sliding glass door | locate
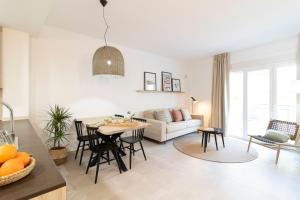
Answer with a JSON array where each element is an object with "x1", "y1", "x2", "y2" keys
[
  {"x1": 228, "y1": 64, "x2": 296, "y2": 137},
  {"x1": 247, "y1": 69, "x2": 270, "y2": 134}
]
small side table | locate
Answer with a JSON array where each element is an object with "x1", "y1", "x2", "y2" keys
[{"x1": 198, "y1": 128, "x2": 225, "y2": 152}]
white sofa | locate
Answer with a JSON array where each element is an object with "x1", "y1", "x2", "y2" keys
[{"x1": 143, "y1": 109, "x2": 203, "y2": 143}]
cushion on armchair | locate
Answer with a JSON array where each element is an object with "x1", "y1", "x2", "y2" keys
[{"x1": 264, "y1": 129, "x2": 290, "y2": 143}]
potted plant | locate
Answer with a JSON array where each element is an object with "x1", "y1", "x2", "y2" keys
[{"x1": 45, "y1": 105, "x2": 72, "y2": 165}]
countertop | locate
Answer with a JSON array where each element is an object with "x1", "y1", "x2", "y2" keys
[{"x1": 0, "y1": 120, "x2": 66, "y2": 200}]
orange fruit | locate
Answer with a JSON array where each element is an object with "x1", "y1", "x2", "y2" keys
[
  {"x1": 0, "y1": 158, "x2": 24, "y2": 176},
  {"x1": 0, "y1": 144, "x2": 17, "y2": 164},
  {"x1": 16, "y1": 152, "x2": 30, "y2": 166}
]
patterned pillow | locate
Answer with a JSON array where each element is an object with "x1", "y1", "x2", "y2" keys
[
  {"x1": 264, "y1": 130, "x2": 290, "y2": 143},
  {"x1": 181, "y1": 109, "x2": 192, "y2": 121},
  {"x1": 172, "y1": 109, "x2": 183, "y2": 122},
  {"x1": 154, "y1": 109, "x2": 172, "y2": 123}
]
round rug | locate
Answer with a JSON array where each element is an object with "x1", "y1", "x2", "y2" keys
[{"x1": 173, "y1": 133, "x2": 258, "y2": 163}]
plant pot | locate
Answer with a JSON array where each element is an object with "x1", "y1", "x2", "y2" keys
[{"x1": 49, "y1": 147, "x2": 67, "y2": 165}]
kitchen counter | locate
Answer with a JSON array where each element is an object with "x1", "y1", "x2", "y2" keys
[{"x1": 0, "y1": 120, "x2": 66, "y2": 200}]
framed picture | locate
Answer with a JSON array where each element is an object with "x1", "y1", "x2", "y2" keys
[
  {"x1": 172, "y1": 78, "x2": 181, "y2": 92},
  {"x1": 144, "y1": 72, "x2": 157, "y2": 91},
  {"x1": 161, "y1": 71, "x2": 172, "y2": 92}
]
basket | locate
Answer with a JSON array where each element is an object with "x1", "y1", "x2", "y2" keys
[{"x1": 0, "y1": 157, "x2": 36, "y2": 187}]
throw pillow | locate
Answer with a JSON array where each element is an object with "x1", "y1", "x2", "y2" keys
[
  {"x1": 154, "y1": 109, "x2": 172, "y2": 123},
  {"x1": 264, "y1": 130, "x2": 290, "y2": 143},
  {"x1": 172, "y1": 109, "x2": 183, "y2": 122},
  {"x1": 181, "y1": 109, "x2": 192, "y2": 121}
]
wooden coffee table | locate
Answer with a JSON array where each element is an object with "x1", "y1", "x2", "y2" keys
[{"x1": 198, "y1": 128, "x2": 225, "y2": 152}]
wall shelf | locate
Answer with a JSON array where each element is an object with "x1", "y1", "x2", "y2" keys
[{"x1": 136, "y1": 90, "x2": 184, "y2": 93}]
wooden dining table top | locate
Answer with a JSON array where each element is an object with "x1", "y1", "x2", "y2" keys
[{"x1": 79, "y1": 117, "x2": 149, "y2": 135}]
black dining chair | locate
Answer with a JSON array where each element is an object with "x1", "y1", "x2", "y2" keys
[
  {"x1": 85, "y1": 126, "x2": 122, "y2": 184},
  {"x1": 74, "y1": 120, "x2": 103, "y2": 165},
  {"x1": 119, "y1": 117, "x2": 147, "y2": 169}
]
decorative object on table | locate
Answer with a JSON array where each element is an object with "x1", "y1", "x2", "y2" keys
[
  {"x1": 173, "y1": 133, "x2": 258, "y2": 163},
  {"x1": 161, "y1": 71, "x2": 172, "y2": 92},
  {"x1": 144, "y1": 72, "x2": 157, "y2": 91},
  {"x1": 45, "y1": 105, "x2": 72, "y2": 165},
  {"x1": 93, "y1": 0, "x2": 125, "y2": 76},
  {"x1": 172, "y1": 78, "x2": 181, "y2": 92},
  {"x1": 125, "y1": 111, "x2": 135, "y2": 121},
  {"x1": 247, "y1": 119, "x2": 300, "y2": 164},
  {"x1": 0, "y1": 144, "x2": 35, "y2": 186},
  {"x1": 190, "y1": 97, "x2": 198, "y2": 114}
]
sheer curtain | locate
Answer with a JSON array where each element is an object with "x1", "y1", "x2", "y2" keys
[{"x1": 210, "y1": 53, "x2": 230, "y2": 132}]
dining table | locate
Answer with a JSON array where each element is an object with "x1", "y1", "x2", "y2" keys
[{"x1": 81, "y1": 117, "x2": 149, "y2": 172}]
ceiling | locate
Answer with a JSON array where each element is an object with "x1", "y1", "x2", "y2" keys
[{"x1": 1, "y1": 0, "x2": 300, "y2": 61}]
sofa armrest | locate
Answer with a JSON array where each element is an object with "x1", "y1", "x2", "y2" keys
[
  {"x1": 143, "y1": 118, "x2": 167, "y2": 142},
  {"x1": 191, "y1": 114, "x2": 204, "y2": 122}
]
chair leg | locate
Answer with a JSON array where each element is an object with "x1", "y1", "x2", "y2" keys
[
  {"x1": 75, "y1": 141, "x2": 81, "y2": 160},
  {"x1": 107, "y1": 151, "x2": 110, "y2": 165},
  {"x1": 201, "y1": 133, "x2": 204, "y2": 147},
  {"x1": 275, "y1": 145, "x2": 281, "y2": 165},
  {"x1": 214, "y1": 133, "x2": 218, "y2": 151},
  {"x1": 208, "y1": 134, "x2": 210, "y2": 142},
  {"x1": 129, "y1": 144, "x2": 133, "y2": 169},
  {"x1": 86, "y1": 152, "x2": 93, "y2": 174},
  {"x1": 221, "y1": 133, "x2": 225, "y2": 148},
  {"x1": 120, "y1": 141, "x2": 125, "y2": 151},
  {"x1": 95, "y1": 154, "x2": 101, "y2": 184},
  {"x1": 140, "y1": 141, "x2": 147, "y2": 160},
  {"x1": 247, "y1": 136, "x2": 252, "y2": 152},
  {"x1": 132, "y1": 143, "x2": 135, "y2": 156},
  {"x1": 79, "y1": 141, "x2": 85, "y2": 165}
]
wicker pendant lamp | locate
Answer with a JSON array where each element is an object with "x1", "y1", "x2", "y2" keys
[{"x1": 93, "y1": 0, "x2": 125, "y2": 76}]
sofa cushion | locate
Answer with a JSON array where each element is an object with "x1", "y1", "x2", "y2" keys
[
  {"x1": 181, "y1": 109, "x2": 192, "y2": 120},
  {"x1": 167, "y1": 121, "x2": 187, "y2": 133},
  {"x1": 144, "y1": 110, "x2": 155, "y2": 119},
  {"x1": 172, "y1": 109, "x2": 183, "y2": 122},
  {"x1": 154, "y1": 109, "x2": 172, "y2": 123},
  {"x1": 186, "y1": 119, "x2": 201, "y2": 128}
]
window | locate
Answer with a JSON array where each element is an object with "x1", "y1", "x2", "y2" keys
[{"x1": 228, "y1": 64, "x2": 296, "y2": 137}]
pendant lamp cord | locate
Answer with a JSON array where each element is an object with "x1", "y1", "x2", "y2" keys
[{"x1": 102, "y1": 6, "x2": 109, "y2": 46}]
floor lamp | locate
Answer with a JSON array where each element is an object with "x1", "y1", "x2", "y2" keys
[{"x1": 191, "y1": 97, "x2": 198, "y2": 114}]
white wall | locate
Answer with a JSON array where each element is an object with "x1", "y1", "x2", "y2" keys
[
  {"x1": 1, "y1": 28, "x2": 29, "y2": 120},
  {"x1": 186, "y1": 57, "x2": 213, "y2": 127},
  {"x1": 186, "y1": 36, "x2": 299, "y2": 127},
  {"x1": 29, "y1": 26, "x2": 189, "y2": 148}
]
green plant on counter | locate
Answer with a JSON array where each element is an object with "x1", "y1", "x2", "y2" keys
[{"x1": 45, "y1": 105, "x2": 72, "y2": 148}]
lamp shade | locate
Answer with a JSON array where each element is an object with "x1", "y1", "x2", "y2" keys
[{"x1": 93, "y1": 46, "x2": 125, "y2": 76}]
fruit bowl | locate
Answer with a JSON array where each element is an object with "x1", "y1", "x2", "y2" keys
[{"x1": 0, "y1": 157, "x2": 36, "y2": 187}]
